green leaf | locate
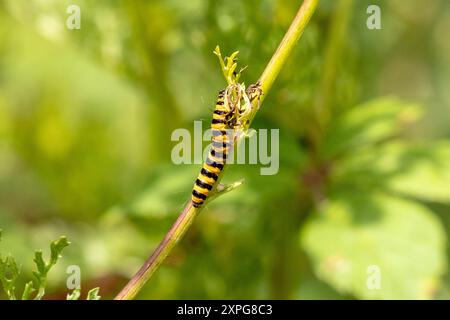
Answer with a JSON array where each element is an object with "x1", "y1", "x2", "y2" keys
[
  {"x1": 0, "y1": 233, "x2": 71, "y2": 299},
  {"x1": 322, "y1": 97, "x2": 422, "y2": 157},
  {"x1": 67, "y1": 288, "x2": 81, "y2": 300},
  {"x1": 386, "y1": 142, "x2": 450, "y2": 203},
  {"x1": 33, "y1": 251, "x2": 46, "y2": 275},
  {"x1": 334, "y1": 141, "x2": 450, "y2": 203},
  {"x1": 86, "y1": 287, "x2": 101, "y2": 300},
  {"x1": 32, "y1": 236, "x2": 70, "y2": 300},
  {"x1": 66, "y1": 287, "x2": 101, "y2": 300},
  {"x1": 21, "y1": 281, "x2": 35, "y2": 300},
  {"x1": 300, "y1": 192, "x2": 447, "y2": 299},
  {"x1": 49, "y1": 236, "x2": 70, "y2": 268},
  {"x1": 0, "y1": 254, "x2": 20, "y2": 300}
]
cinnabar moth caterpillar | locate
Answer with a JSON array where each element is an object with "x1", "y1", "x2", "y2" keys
[
  {"x1": 191, "y1": 89, "x2": 231, "y2": 208},
  {"x1": 191, "y1": 82, "x2": 262, "y2": 208}
]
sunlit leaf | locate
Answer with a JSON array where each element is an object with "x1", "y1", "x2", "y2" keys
[
  {"x1": 301, "y1": 192, "x2": 447, "y2": 299},
  {"x1": 87, "y1": 287, "x2": 101, "y2": 300},
  {"x1": 32, "y1": 236, "x2": 70, "y2": 300},
  {"x1": 21, "y1": 281, "x2": 35, "y2": 300},
  {"x1": 334, "y1": 141, "x2": 450, "y2": 203},
  {"x1": 322, "y1": 97, "x2": 422, "y2": 157},
  {"x1": 0, "y1": 254, "x2": 19, "y2": 300},
  {"x1": 49, "y1": 236, "x2": 70, "y2": 267},
  {"x1": 66, "y1": 288, "x2": 81, "y2": 300}
]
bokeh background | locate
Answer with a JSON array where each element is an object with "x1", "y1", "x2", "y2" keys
[{"x1": 0, "y1": 0, "x2": 449, "y2": 299}]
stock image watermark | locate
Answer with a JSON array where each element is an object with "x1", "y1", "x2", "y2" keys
[
  {"x1": 366, "y1": 265, "x2": 382, "y2": 290},
  {"x1": 66, "y1": 4, "x2": 81, "y2": 30},
  {"x1": 171, "y1": 121, "x2": 279, "y2": 176},
  {"x1": 66, "y1": 265, "x2": 81, "y2": 290},
  {"x1": 366, "y1": 5, "x2": 382, "y2": 30}
]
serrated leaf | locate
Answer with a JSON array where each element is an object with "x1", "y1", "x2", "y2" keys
[
  {"x1": 33, "y1": 251, "x2": 46, "y2": 275},
  {"x1": 67, "y1": 288, "x2": 81, "y2": 300},
  {"x1": 21, "y1": 281, "x2": 35, "y2": 300},
  {"x1": 334, "y1": 141, "x2": 450, "y2": 203},
  {"x1": 0, "y1": 255, "x2": 20, "y2": 299},
  {"x1": 32, "y1": 236, "x2": 70, "y2": 300},
  {"x1": 87, "y1": 287, "x2": 101, "y2": 300},
  {"x1": 49, "y1": 236, "x2": 70, "y2": 267},
  {"x1": 322, "y1": 97, "x2": 422, "y2": 157},
  {"x1": 301, "y1": 192, "x2": 446, "y2": 299}
]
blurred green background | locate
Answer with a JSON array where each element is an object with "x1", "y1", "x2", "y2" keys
[{"x1": 0, "y1": 0, "x2": 449, "y2": 299}]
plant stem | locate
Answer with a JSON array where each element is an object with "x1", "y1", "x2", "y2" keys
[
  {"x1": 115, "y1": 0, "x2": 319, "y2": 300},
  {"x1": 115, "y1": 202, "x2": 197, "y2": 300}
]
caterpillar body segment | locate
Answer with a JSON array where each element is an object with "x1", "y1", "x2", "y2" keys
[
  {"x1": 192, "y1": 89, "x2": 232, "y2": 208},
  {"x1": 191, "y1": 82, "x2": 262, "y2": 208}
]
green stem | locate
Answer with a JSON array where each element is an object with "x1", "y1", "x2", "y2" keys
[{"x1": 114, "y1": 0, "x2": 318, "y2": 300}]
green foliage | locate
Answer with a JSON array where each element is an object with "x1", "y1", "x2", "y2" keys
[
  {"x1": 0, "y1": 232, "x2": 70, "y2": 300},
  {"x1": 0, "y1": 237, "x2": 20, "y2": 299},
  {"x1": 0, "y1": 0, "x2": 449, "y2": 300},
  {"x1": 214, "y1": 46, "x2": 243, "y2": 85},
  {"x1": 322, "y1": 97, "x2": 422, "y2": 157},
  {"x1": 0, "y1": 256, "x2": 19, "y2": 299},
  {"x1": 67, "y1": 287, "x2": 101, "y2": 300},
  {"x1": 21, "y1": 281, "x2": 34, "y2": 300},
  {"x1": 66, "y1": 288, "x2": 81, "y2": 300},
  {"x1": 87, "y1": 287, "x2": 101, "y2": 300},
  {"x1": 0, "y1": 230, "x2": 20, "y2": 300},
  {"x1": 335, "y1": 141, "x2": 450, "y2": 203},
  {"x1": 0, "y1": 232, "x2": 100, "y2": 300},
  {"x1": 300, "y1": 95, "x2": 450, "y2": 299},
  {"x1": 301, "y1": 192, "x2": 446, "y2": 299},
  {"x1": 32, "y1": 236, "x2": 70, "y2": 300},
  {"x1": 385, "y1": 143, "x2": 450, "y2": 203}
]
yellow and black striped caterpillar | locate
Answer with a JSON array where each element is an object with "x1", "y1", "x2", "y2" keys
[
  {"x1": 191, "y1": 83, "x2": 262, "y2": 208},
  {"x1": 191, "y1": 88, "x2": 230, "y2": 208}
]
